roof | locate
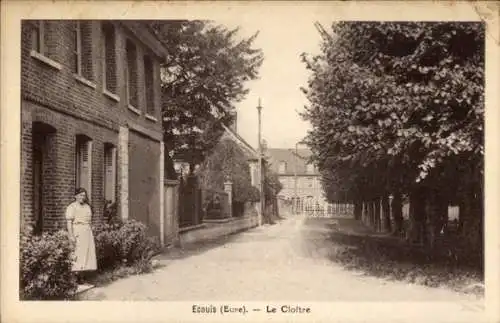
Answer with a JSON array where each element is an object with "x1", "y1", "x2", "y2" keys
[
  {"x1": 265, "y1": 148, "x2": 318, "y2": 175},
  {"x1": 119, "y1": 21, "x2": 168, "y2": 59},
  {"x1": 221, "y1": 124, "x2": 259, "y2": 160}
]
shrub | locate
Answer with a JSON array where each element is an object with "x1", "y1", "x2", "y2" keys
[
  {"x1": 92, "y1": 219, "x2": 160, "y2": 272},
  {"x1": 20, "y1": 228, "x2": 77, "y2": 300},
  {"x1": 92, "y1": 222, "x2": 123, "y2": 271},
  {"x1": 118, "y1": 220, "x2": 159, "y2": 265}
]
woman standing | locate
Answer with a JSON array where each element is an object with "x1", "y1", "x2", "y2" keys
[{"x1": 65, "y1": 188, "x2": 97, "y2": 285}]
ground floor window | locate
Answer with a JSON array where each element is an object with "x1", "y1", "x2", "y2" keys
[{"x1": 75, "y1": 134, "x2": 93, "y2": 198}]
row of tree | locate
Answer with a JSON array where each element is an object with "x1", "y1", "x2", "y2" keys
[{"x1": 301, "y1": 22, "x2": 484, "y2": 251}]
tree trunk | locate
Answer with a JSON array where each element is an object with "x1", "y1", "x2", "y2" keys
[
  {"x1": 408, "y1": 187, "x2": 427, "y2": 245},
  {"x1": 361, "y1": 201, "x2": 367, "y2": 225},
  {"x1": 458, "y1": 200, "x2": 465, "y2": 235},
  {"x1": 367, "y1": 200, "x2": 374, "y2": 227},
  {"x1": 382, "y1": 195, "x2": 391, "y2": 233},
  {"x1": 391, "y1": 192, "x2": 403, "y2": 236},
  {"x1": 373, "y1": 198, "x2": 381, "y2": 232},
  {"x1": 425, "y1": 187, "x2": 447, "y2": 250},
  {"x1": 461, "y1": 184, "x2": 483, "y2": 256},
  {"x1": 354, "y1": 200, "x2": 362, "y2": 220}
]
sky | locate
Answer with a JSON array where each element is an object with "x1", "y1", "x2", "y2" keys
[{"x1": 221, "y1": 16, "x2": 328, "y2": 150}]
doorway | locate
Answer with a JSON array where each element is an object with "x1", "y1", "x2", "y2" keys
[{"x1": 32, "y1": 122, "x2": 56, "y2": 234}]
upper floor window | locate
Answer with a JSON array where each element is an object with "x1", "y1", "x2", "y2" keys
[
  {"x1": 30, "y1": 21, "x2": 45, "y2": 54},
  {"x1": 144, "y1": 55, "x2": 155, "y2": 116},
  {"x1": 306, "y1": 163, "x2": 315, "y2": 174},
  {"x1": 73, "y1": 21, "x2": 94, "y2": 80},
  {"x1": 279, "y1": 161, "x2": 287, "y2": 173},
  {"x1": 126, "y1": 40, "x2": 138, "y2": 108},
  {"x1": 102, "y1": 22, "x2": 117, "y2": 94}
]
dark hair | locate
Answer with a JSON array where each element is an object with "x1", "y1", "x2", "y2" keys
[
  {"x1": 75, "y1": 187, "x2": 87, "y2": 196},
  {"x1": 74, "y1": 187, "x2": 90, "y2": 205}
]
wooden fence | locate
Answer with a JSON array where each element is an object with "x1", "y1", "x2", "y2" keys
[
  {"x1": 177, "y1": 175, "x2": 234, "y2": 228},
  {"x1": 178, "y1": 176, "x2": 203, "y2": 228}
]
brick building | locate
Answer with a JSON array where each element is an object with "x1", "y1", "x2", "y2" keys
[
  {"x1": 265, "y1": 148, "x2": 325, "y2": 203},
  {"x1": 21, "y1": 20, "x2": 167, "y2": 241}
]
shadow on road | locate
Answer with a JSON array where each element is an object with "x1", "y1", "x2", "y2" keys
[{"x1": 156, "y1": 217, "x2": 288, "y2": 262}]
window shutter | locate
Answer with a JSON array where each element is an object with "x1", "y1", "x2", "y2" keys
[
  {"x1": 78, "y1": 140, "x2": 92, "y2": 197},
  {"x1": 104, "y1": 146, "x2": 116, "y2": 202}
]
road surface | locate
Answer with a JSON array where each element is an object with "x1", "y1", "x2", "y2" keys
[{"x1": 80, "y1": 213, "x2": 486, "y2": 321}]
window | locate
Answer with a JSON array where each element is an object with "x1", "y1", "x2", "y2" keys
[
  {"x1": 126, "y1": 40, "x2": 138, "y2": 108},
  {"x1": 30, "y1": 21, "x2": 45, "y2": 54},
  {"x1": 75, "y1": 135, "x2": 92, "y2": 198},
  {"x1": 306, "y1": 163, "x2": 315, "y2": 174},
  {"x1": 73, "y1": 21, "x2": 94, "y2": 80},
  {"x1": 144, "y1": 55, "x2": 155, "y2": 116},
  {"x1": 102, "y1": 23, "x2": 117, "y2": 93},
  {"x1": 279, "y1": 161, "x2": 287, "y2": 173},
  {"x1": 103, "y1": 143, "x2": 117, "y2": 203},
  {"x1": 307, "y1": 177, "x2": 313, "y2": 188}
]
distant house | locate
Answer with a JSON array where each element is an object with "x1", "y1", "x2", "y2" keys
[
  {"x1": 168, "y1": 111, "x2": 261, "y2": 186},
  {"x1": 21, "y1": 20, "x2": 168, "y2": 242},
  {"x1": 265, "y1": 148, "x2": 324, "y2": 202},
  {"x1": 219, "y1": 112, "x2": 260, "y2": 187}
]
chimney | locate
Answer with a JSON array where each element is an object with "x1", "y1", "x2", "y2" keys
[{"x1": 229, "y1": 111, "x2": 237, "y2": 133}]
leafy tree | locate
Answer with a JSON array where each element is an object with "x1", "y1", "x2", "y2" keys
[
  {"x1": 302, "y1": 22, "x2": 484, "y2": 246},
  {"x1": 198, "y1": 138, "x2": 255, "y2": 204},
  {"x1": 149, "y1": 20, "x2": 264, "y2": 173},
  {"x1": 264, "y1": 165, "x2": 283, "y2": 202}
]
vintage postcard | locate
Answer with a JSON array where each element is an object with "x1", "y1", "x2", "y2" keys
[{"x1": 1, "y1": 1, "x2": 499, "y2": 322}]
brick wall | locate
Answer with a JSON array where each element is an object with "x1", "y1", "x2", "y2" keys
[
  {"x1": 22, "y1": 21, "x2": 123, "y2": 131},
  {"x1": 21, "y1": 20, "x2": 165, "y2": 233},
  {"x1": 21, "y1": 101, "x2": 119, "y2": 231},
  {"x1": 118, "y1": 25, "x2": 162, "y2": 133}
]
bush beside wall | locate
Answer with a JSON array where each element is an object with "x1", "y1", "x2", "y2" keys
[
  {"x1": 20, "y1": 228, "x2": 78, "y2": 300},
  {"x1": 20, "y1": 218, "x2": 160, "y2": 300}
]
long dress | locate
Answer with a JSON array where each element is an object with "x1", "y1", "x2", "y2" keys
[{"x1": 65, "y1": 201, "x2": 97, "y2": 272}]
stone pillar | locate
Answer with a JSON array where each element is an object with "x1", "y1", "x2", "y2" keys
[
  {"x1": 119, "y1": 126, "x2": 129, "y2": 221},
  {"x1": 224, "y1": 180, "x2": 233, "y2": 218},
  {"x1": 159, "y1": 141, "x2": 165, "y2": 247}
]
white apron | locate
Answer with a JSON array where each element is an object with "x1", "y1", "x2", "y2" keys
[{"x1": 65, "y1": 202, "x2": 97, "y2": 272}]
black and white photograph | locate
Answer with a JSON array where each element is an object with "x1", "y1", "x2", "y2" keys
[{"x1": 1, "y1": 1, "x2": 499, "y2": 323}]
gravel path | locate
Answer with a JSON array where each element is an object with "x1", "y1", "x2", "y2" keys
[{"x1": 80, "y1": 213, "x2": 485, "y2": 320}]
